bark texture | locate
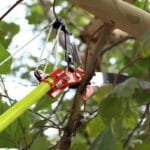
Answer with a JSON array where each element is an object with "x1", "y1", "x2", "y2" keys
[{"x1": 73, "y1": 0, "x2": 150, "y2": 38}]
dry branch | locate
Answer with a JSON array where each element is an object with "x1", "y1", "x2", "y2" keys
[{"x1": 73, "y1": 0, "x2": 150, "y2": 38}]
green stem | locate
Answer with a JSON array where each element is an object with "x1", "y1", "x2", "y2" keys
[{"x1": 0, "y1": 78, "x2": 53, "y2": 132}]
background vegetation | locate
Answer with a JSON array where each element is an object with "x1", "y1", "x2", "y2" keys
[{"x1": 0, "y1": 0, "x2": 150, "y2": 149}]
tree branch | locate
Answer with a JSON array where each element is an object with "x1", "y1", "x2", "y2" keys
[
  {"x1": 80, "y1": 23, "x2": 114, "y2": 92},
  {"x1": 58, "y1": 22, "x2": 114, "y2": 150},
  {"x1": 100, "y1": 35, "x2": 134, "y2": 56},
  {"x1": 73, "y1": 0, "x2": 150, "y2": 38}
]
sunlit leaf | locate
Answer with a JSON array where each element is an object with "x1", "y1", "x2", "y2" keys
[
  {"x1": 93, "y1": 85, "x2": 113, "y2": 103},
  {"x1": 122, "y1": 102, "x2": 138, "y2": 129},
  {"x1": 0, "y1": 21, "x2": 20, "y2": 48},
  {"x1": 0, "y1": 43, "x2": 12, "y2": 74},
  {"x1": 26, "y1": 4, "x2": 45, "y2": 25},
  {"x1": 86, "y1": 116, "x2": 105, "y2": 139}
]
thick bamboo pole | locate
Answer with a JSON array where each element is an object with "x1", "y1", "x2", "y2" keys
[
  {"x1": 73, "y1": 0, "x2": 150, "y2": 38},
  {"x1": 0, "y1": 78, "x2": 53, "y2": 132}
]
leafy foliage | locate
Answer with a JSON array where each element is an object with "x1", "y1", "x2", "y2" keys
[
  {"x1": 0, "y1": 21, "x2": 19, "y2": 48},
  {"x1": 26, "y1": 4, "x2": 46, "y2": 25},
  {"x1": 89, "y1": 126, "x2": 120, "y2": 150},
  {"x1": 0, "y1": 0, "x2": 150, "y2": 149},
  {"x1": 0, "y1": 43, "x2": 12, "y2": 74},
  {"x1": 0, "y1": 101, "x2": 35, "y2": 148}
]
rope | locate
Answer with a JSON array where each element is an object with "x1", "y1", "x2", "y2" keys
[
  {"x1": 36, "y1": 22, "x2": 54, "y2": 70},
  {"x1": 0, "y1": 22, "x2": 54, "y2": 67},
  {"x1": 43, "y1": 25, "x2": 62, "y2": 72}
]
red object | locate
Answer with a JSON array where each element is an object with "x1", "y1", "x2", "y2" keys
[
  {"x1": 47, "y1": 67, "x2": 84, "y2": 98},
  {"x1": 35, "y1": 67, "x2": 96, "y2": 100}
]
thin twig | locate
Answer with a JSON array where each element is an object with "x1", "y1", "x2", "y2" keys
[
  {"x1": 28, "y1": 109, "x2": 58, "y2": 127},
  {"x1": 0, "y1": 0, "x2": 23, "y2": 21},
  {"x1": 0, "y1": 94, "x2": 15, "y2": 102},
  {"x1": 0, "y1": 23, "x2": 53, "y2": 67},
  {"x1": 0, "y1": 77, "x2": 15, "y2": 104},
  {"x1": 100, "y1": 36, "x2": 134, "y2": 56},
  {"x1": 50, "y1": 91, "x2": 68, "y2": 115},
  {"x1": 123, "y1": 104, "x2": 149, "y2": 148},
  {"x1": 113, "y1": 55, "x2": 141, "y2": 86}
]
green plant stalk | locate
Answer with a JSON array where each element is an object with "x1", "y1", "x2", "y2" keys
[{"x1": 0, "y1": 78, "x2": 53, "y2": 132}]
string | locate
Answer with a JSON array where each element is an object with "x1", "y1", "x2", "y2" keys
[
  {"x1": 43, "y1": 25, "x2": 62, "y2": 72},
  {"x1": 0, "y1": 23, "x2": 54, "y2": 67},
  {"x1": 36, "y1": 23, "x2": 53, "y2": 70}
]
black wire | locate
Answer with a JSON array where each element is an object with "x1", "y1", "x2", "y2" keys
[{"x1": 53, "y1": 0, "x2": 58, "y2": 19}]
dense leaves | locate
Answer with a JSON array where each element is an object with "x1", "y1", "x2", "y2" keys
[
  {"x1": 0, "y1": 0, "x2": 150, "y2": 149},
  {"x1": 89, "y1": 126, "x2": 119, "y2": 150}
]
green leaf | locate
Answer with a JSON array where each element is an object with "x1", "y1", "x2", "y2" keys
[
  {"x1": 99, "y1": 95, "x2": 124, "y2": 124},
  {"x1": 134, "y1": 140, "x2": 150, "y2": 150},
  {"x1": 30, "y1": 136, "x2": 49, "y2": 150},
  {"x1": 70, "y1": 134, "x2": 88, "y2": 150},
  {"x1": 70, "y1": 143, "x2": 87, "y2": 150},
  {"x1": 26, "y1": 4, "x2": 45, "y2": 25},
  {"x1": 0, "y1": 43, "x2": 12, "y2": 74},
  {"x1": 0, "y1": 101, "x2": 35, "y2": 148},
  {"x1": 86, "y1": 116, "x2": 105, "y2": 139},
  {"x1": 133, "y1": 89, "x2": 150, "y2": 105},
  {"x1": 0, "y1": 101, "x2": 9, "y2": 115},
  {"x1": 99, "y1": 78, "x2": 140, "y2": 127},
  {"x1": 93, "y1": 85, "x2": 113, "y2": 103},
  {"x1": 89, "y1": 127, "x2": 116, "y2": 150},
  {"x1": 122, "y1": 103, "x2": 138, "y2": 129},
  {"x1": 0, "y1": 21, "x2": 20, "y2": 48},
  {"x1": 33, "y1": 95, "x2": 52, "y2": 112}
]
